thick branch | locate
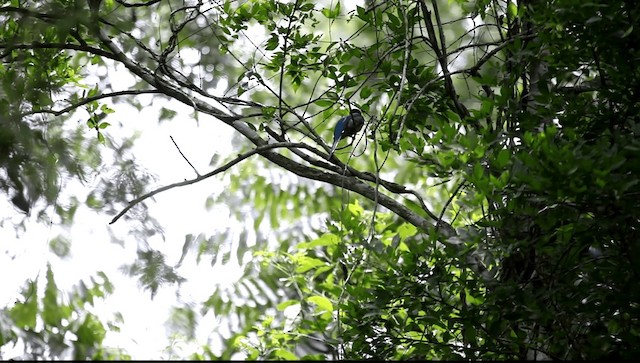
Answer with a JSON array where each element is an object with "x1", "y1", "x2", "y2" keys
[{"x1": 256, "y1": 145, "x2": 438, "y2": 232}]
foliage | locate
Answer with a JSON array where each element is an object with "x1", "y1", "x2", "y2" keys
[
  {"x1": 1, "y1": 0, "x2": 640, "y2": 360},
  {"x1": 0, "y1": 265, "x2": 128, "y2": 360}
]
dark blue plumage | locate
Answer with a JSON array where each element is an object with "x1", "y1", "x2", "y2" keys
[{"x1": 329, "y1": 109, "x2": 365, "y2": 157}]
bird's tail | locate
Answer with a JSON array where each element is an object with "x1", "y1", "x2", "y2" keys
[{"x1": 329, "y1": 139, "x2": 339, "y2": 158}]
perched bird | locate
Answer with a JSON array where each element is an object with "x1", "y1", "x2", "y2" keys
[{"x1": 329, "y1": 109, "x2": 365, "y2": 157}]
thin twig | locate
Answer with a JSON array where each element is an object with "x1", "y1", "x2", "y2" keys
[
  {"x1": 113, "y1": 0, "x2": 162, "y2": 8},
  {"x1": 438, "y1": 180, "x2": 466, "y2": 221},
  {"x1": 170, "y1": 135, "x2": 200, "y2": 176},
  {"x1": 278, "y1": 0, "x2": 302, "y2": 135},
  {"x1": 393, "y1": 2, "x2": 413, "y2": 145},
  {"x1": 110, "y1": 142, "x2": 305, "y2": 224},
  {"x1": 435, "y1": 179, "x2": 466, "y2": 233}
]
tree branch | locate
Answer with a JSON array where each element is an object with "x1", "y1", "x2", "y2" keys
[
  {"x1": 0, "y1": 41, "x2": 118, "y2": 61},
  {"x1": 110, "y1": 142, "x2": 299, "y2": 224},
  {"x1": 0, "y1": 6, "x2": 62, "y2": 21},
  {"x1": 110, "y1": 138, "x2": 442, "y2": 234},
  {"x1": 20, "y1": 90, "x2": 163, "y2": 118},
  {"x1": 113, "y1": 0, "x2": 162, "y2": 8},
  {"x1": 419, "y1": 0, "x2": 469, "y2": 120},
  {"x1": 170, "y1": 135, "x2": 200, "y2": 177}
]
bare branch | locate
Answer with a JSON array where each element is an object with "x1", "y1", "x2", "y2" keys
[
  {"x1": 113, "y1": 0, "x2": 162, "y2": 8},
  {"x1": 109, "y1": 142, "x2": 300, "y2": 224},
  {"x1": 436, "y1": 179, "x2": 466, "y2": 231},
  {"x1": 170, "y1": 135, "x2": 200, "y2": 177},
  {"x1": 110, "y1": 138, "x2": 444, "y2": 234}
]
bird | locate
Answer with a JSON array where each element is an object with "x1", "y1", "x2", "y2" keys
[{"x1": 329, "y1": 109, "x2": 365, "y2": 157}]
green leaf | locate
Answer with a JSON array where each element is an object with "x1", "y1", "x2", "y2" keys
[
  {"x1": 43, "y1": 264, "x2": 67, "y2": 327},
  {"x1": 9, "y1": 282, "x2": 38, "y2": 329},
  {"x1": 295, "y1": 256, "x2": 327, "y2": 273},
  {"x1": 265, "y1": 33, "x2": 279, "y2": 50},
  {"x1": 321, "y1": 1, "x2": 341, "y2": 19},
  {"x1": 507, "y1": 2, "x2": 517, "y2": 18},
  {"x1": 87, "y1": 86, "x2": 99, "y2": 98},
  {"x1": 100, "y1": 104, "x2": 114, "y2": 114},
  {"x1": 76, "y1": 314, "x2": 106, "y2": 346},
  {"x1": 49, "y1": 235, "x2": 71, "y2": 258},
  {"x1": 397, "y1": 223, "x2": 417, "y2": 241},
  {"x1": 97, "y1": 131, "x2": 105, "y2": 144},
  {"x1": 360, "y1": 86, "x2": 372, "y2": 99},
  {"x1": 273, "y1": 349, "x2": 298, "y2": 360},
  {"x1": 347, "y1": 201, "x2": 364, "y2": 216},
  {"x1": 159, "y1": 107, "x2": 178, "y2": 122},
  {"x1": 296, "y1": 233, "x2": 340, "y2": 250},
  {"x1": 307, "y1": 295, "x2": 333, "y2": 313},
  {"x1": 620, "y1": 25, "x2": 633, "y2": 38},
  {"x1": 314, "y1": 99, "x2": 335, "y2": 108},
  {"x1": 356, "y1": 5, "x2": 368, "y2": 21},
  {"x1": 496, "y1": 149, "x2": 510, "y2": 168},
  {"x1": 473, "y1": 162, "x2": 484, "y2": 180},
  {"x1": 276, "y1": 300, "x2": 300, "y2": 311},
  {"x1": 437, "y1": 151, "x2": 455, "y2": 167}
]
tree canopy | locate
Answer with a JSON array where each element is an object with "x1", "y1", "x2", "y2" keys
[{"x1": 1, "y1": 0, "x2": 639, "y2": 360}]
